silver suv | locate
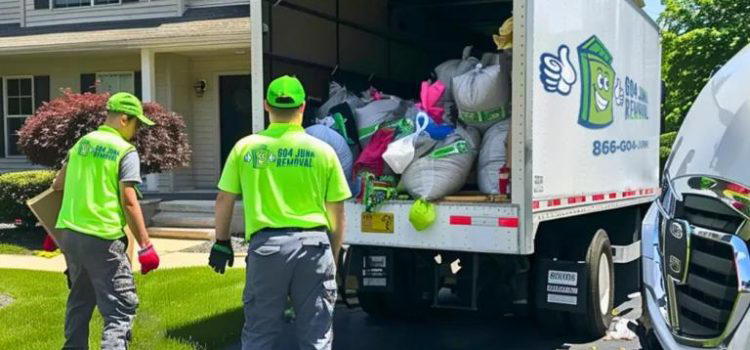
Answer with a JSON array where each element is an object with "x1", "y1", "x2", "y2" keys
[{"x1": 638, "y1": 45, "x2": 750, "y2": 349}]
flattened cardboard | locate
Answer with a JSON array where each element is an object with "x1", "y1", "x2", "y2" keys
[{"x1": 27, "y1": 187, "x2": 136, "y2": 262}]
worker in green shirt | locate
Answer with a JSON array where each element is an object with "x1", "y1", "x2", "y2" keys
[
  {"x1": 53, "y1": 92, "x2": 160, "y2": 350},
  {"x1": 209, "y1": 76, "x2": 351, "y2": 350}
]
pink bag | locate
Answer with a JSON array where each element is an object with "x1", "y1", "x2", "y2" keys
[
  {"x1": 416, "y1": 81, "x2": 447, "y2": 124},
  {"x1": 353, "y1": 128, "x2": 396, "y2": 176}
]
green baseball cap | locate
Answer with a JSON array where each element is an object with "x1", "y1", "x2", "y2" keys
[
  {"x1": 107, "y1": 92, "x2": 155, "y2": 126},
  {"x1": 266, "y1": 75, "x2": 306, "y2": 109}
]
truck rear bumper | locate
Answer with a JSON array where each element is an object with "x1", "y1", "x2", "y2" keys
[{"x1": 344, "y1": 201, "x2": 521, "y2": 254}]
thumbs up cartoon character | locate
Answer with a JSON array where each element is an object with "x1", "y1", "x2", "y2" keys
[{"x1": 540, "y1": 44, "x2": 577, "y2": 96}]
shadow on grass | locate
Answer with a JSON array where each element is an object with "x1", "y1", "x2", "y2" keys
[
  {"x1": 166, "y1": 307, "x2": 244, "y2": 349},
  {"x1": 0, "y1": 225, "x2": 46, "y2": 253}
]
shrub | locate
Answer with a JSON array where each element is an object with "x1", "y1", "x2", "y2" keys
[
  {"x1": 17, "y1": 90, "x2": 191, "y2": 174},
  {"x1": 0, "y1": 170, "x2": 56, "y2": 226}
]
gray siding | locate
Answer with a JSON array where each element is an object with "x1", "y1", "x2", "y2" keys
[
  {"x1": 0, "y1": 0, "x2": 20, "y2": 24},
  {"x1": 25, "y1": 0, "x2": 180, "y2": 27}
]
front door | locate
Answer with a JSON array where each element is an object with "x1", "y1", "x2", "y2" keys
[{"x1": 219, "y1": 75, "x2": 253, "y2": 167}]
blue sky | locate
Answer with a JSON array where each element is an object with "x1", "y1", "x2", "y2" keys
[{"x1": 644, "y1": 0, "x2": 666, "y2": 20}]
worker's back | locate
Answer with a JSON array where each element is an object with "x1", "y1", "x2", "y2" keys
[
  {"x1": 218, "y1": 122, "x2": 350, "y2": 238},
  {"x1": 56, "y1": 125, "x2": 135, "y2": 239}
]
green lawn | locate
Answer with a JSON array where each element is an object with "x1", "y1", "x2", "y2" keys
[{"x1": 0, "y1": 267, "x2": 246, "y2": 350}]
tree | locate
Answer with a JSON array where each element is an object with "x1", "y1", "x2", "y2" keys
[
  {"x1": 660, "y1": 0, "x2": 750, "y2": 133},
  {"x1": 17, "y1": 90, "x2": 191, "y2": 174}
]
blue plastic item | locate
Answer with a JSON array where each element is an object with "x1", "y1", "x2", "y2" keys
[{"x1": 424, "y1": 119, "x2": 455, "y2": 140}]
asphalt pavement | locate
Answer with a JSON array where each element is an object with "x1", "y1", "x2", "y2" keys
[{"x1": 228, "y1": 295, "x2": 643, "y2": 350}]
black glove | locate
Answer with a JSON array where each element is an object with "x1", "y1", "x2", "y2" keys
[{"x1": 208, "y1": 239, "x2": 234, "y2": 274}]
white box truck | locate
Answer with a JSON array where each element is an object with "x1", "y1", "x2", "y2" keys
[{"x1": 248, "y1": 0, "x2": 661, "y2": 337}]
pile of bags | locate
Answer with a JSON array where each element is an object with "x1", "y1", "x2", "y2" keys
[{"x1": 307, "y1": 21, "x2": 513, "y2": 230}]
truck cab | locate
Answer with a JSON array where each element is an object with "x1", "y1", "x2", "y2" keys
[{"x1": 639, "y1": 44, "x2": 750, "y2": 350}]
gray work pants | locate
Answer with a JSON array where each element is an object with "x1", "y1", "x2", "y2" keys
[
  {"x1": 242, "y1": 229, "x2": 338, "y2": 350},
  {"x1": 59, "y1": 230, "x2": 138, "y2": 350}
]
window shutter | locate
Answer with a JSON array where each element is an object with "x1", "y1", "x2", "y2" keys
[
  {"x1": 34, "y1": 0, "x2": 49, "y2": 10},
  {"x1": 134, "y1": 71, "x2": 142, "y2": 100},
  {"x1": 80, "y1": 73, "x2": 96, "y2": 93},
  {"x1": 0, "y1": 77, "x2": 4, "y2": 158},
  {"x1": 34, "y1": 76, "x2": 50, "y2": 112}
]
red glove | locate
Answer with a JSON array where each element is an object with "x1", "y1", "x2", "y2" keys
[
  {"x1": 138, "y1": 244, "x2": 160, "y2": 275},
  {"x1": 42, "y1": 234, "x2": 58, "y2": 252}
]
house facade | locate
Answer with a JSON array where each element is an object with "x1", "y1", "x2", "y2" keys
[{"x1": 0, "y1": 0, "x2": 254, "y2": 193}]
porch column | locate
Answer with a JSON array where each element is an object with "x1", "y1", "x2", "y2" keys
[
  {"x1": 250, "y1": 0, "x2": 264, "y2": 133},
  {"x1": 140, "y1": 49, "x2": 159, "y2": 192}
]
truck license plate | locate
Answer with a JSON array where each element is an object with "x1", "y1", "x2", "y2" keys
[{"x1": 361, "y1": 212, "x2": 394, "y2": 233}]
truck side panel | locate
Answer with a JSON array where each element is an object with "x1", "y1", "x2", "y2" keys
[{"x1": 529, "y1": 0, "x2": 661, "y2": 211}]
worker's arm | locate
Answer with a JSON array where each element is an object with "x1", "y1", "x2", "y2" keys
[
  {"x1": 52, "y1": 163, "x2": 67, "y2": 191},
  {"x1": 120, "y1": 183, "x2": 150, "y2": 249},
  {"x1": 214, "y1": 190, "x2": 238, "y2": 241},
  {"x1": 325, "y1": 201, "x2": 346, "y2": 261}
]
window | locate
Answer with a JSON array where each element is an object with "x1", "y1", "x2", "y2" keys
[
  {"x1": 50, "y1": 0, "x2": 139, "y2": 9},
  {"x1": 4, "y1": 77, "x2": 34, "y2": 157},
  {"x1": 96, "y1": 72, "x2": 135, "y2": 94},
  {"x1": 53, "y1": 0, "x2": 91, "y2": 8}
]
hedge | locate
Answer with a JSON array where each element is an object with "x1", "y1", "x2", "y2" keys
[{"x1": 0, "y1": 170, "x2": 56, "y2": 227}]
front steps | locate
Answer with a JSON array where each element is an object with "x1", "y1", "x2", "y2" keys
[{"x1": 148, "y1": 200, "x2": 245, "y2": 240}]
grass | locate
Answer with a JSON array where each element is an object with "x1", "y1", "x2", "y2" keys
[
  {"x1": 0, "y1": 225, "x2": 45, "y2": 255},
  {"x1": 0, "y1": 267, "x2": 246, "y2": 350}
]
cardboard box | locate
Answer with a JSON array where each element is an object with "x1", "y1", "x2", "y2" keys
[{"x1": 27, "y1": 188, "x2": 136, "y2": 262}]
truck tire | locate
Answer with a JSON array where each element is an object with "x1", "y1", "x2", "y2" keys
[{"x1": 572, "y1": 229, "x2": 614, "y2": 338}]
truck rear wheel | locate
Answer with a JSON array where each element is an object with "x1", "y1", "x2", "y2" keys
[
  {"x1": 533, "y1": 228, "x2": 615, "y2": 339},
  {"x1": 573, "y1": 229, "x2": 615, "y2": 338}
]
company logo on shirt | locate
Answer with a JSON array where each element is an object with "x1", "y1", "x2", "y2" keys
[
  {"x1": 245, "y1": 145, "x2": 275, "y2": 169},
  {"x1": 245, "y1": 145, "x2": 316, "y2": 169},
  {"x1": 77, "y1": 140, "x2": 119, "y2": 161}
]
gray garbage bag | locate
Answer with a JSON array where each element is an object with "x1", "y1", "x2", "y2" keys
[
  {"x1": 305, "y1": 124, "x2": 355, "y2": 192},
  {"x1": 317, "y1": 82, "x2": 366, "y2": 120},
  {"x1": 480, "y1": 52, "x2": 501, "y2": 66},
  {"x1": 435, "y1": 46, "x2": 480, "y2": 104},
  {"x1": 354, "y1": 98, "x2": 409, "y2": 147},
  {"x1": 399, "y1": 126, "x2": 481, "y2": 201},
  {"x1": 478, "y1": 119, "x2": 510, "y2": 194},
  {"x1": 453, "y1": 58, "x2": 511, "y2": 132}
]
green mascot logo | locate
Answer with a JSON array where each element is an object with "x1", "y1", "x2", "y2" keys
[
  {"x1": 245, "y1": 145, "x2": 275, "y2": 169},
  {"x1": 577, "y1": 36, "x2": 615, "y2": 129}
]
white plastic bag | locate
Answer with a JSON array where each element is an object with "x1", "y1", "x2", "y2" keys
[{"x1": 382, "y1": 113, "x2": 430, "y2": 174}]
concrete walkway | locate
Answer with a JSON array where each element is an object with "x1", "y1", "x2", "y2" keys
[{"x1": 0, "y1": 238, "x2": 247, "y2": 272}]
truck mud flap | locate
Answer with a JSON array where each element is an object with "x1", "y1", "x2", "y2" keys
[{"x1": 535, "y1": 259, "x2": 588, "y2": 313}]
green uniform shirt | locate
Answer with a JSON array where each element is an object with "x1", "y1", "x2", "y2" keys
[
  {"x1": 56, "y1": 125, "x2": 136, "y2": 240},
  {"x1": 218, "y1": 123, "x2": 352, "y2": 240}
]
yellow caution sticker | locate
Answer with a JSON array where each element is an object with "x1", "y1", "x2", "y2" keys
[{"x1": 362, "y1": 212, "x2": 394, "y2": 234}]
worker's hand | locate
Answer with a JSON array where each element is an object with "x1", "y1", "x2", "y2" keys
[
  {"x1": 138, "y1": 244, "x2": 160, "y2": 275},
  {"x1": 208, "y1": 239, "x2": 234, "y2": 274}
]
